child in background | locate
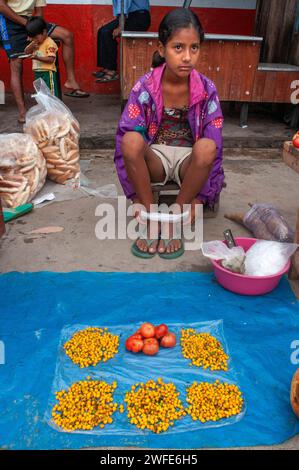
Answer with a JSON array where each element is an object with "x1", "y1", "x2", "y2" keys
[
  {"x1": 25, "y1": 16, "x2": 59, "y2": 97},
  {"x1": 114, "y1": 8, "x2": 224, "y2": 259}
]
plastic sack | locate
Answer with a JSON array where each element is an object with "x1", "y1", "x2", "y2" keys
[
  {"x1": 201, "y1": 241, "x2": 246, "y2": 274},
  {"x1": 0, "y1": 133, "x2": 46, "y2": 207},
  {"x1": 45, "y1": 321, "x2": 246, "y2": 436},
  {"x1": 244, "y1": 240, "x2": 298, "y2": 276},
  {"x1": 24, "y1": 79, "x2": 80, "y2": 185},
  {"x1": 244, "y1": 204, "x2": 295, "y2": 243}
]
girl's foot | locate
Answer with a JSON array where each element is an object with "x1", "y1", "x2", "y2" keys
[
  {"x1": 135, "y1": 220, "x2": 160, "y2": 255},
  {"x1": 158, "y1": 221, "x2": 183, "y2": 256}
]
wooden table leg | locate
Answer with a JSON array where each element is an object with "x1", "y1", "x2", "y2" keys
[{"x1": 289, "y1": 209, "x2": 299, "y2": 280}]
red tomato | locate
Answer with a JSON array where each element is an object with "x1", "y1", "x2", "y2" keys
[
  {"x1": 125, "y1": 336, "x2": 144, "y2": 353},
  {"x1": 142, "y1": 338, "x2": 159, "y2": 355},
  {"x1": 160, "y1": 332, "x2": 177, "y2": 348},
  {"x1": 155, "y1": 324, "x2": 168, "y2": 339},
  {"x1": 131, "y1": 333, "x2": 143, "y2": 340},
  {"x1": 293, "y1": 137, "x2": 299, "y2": 149},
  {"x1": 140, "y1": 322, "x2": 156, "y2": 338}
]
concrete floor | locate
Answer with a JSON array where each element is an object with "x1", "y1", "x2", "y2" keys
[
  {"x1": 2, "y1": 148, "x2": 299, "y2": 450},
  {"x1": 1, "y1": 149, "x2": 298, "y2": 283},
  {"x1": 0, "y1": 93, "x2": 296, "y2": 149},
  {"x1": 1, "y1": 93, "x2": 299, "y2": 450}
]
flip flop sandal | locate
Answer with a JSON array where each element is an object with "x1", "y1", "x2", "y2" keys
[
  {"x1": 158, "y1": 239, "x2": 185, "y2": 260},
  {"x1": 64, "y1": 89, "x2": 90, "y2": 98},
  {"x1": 92, "y1": 70, "x2": 106, "y2": 78},
  {"x1": 131, "y1": 238, "x2": 159, "y2": 259},
  {"x1": 96, "y1": 72, "x2": 119, "y2": 83}
]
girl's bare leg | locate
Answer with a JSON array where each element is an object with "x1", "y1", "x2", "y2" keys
[
  {"x1": 158, "y1": 138, "x2": 217, "y2": 254},
  {"x1": 121, "y1": 131, "x2": 165, "y2": 253}
]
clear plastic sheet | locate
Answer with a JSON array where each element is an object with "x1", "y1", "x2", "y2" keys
[{"x1": 45, "y1": 320, "x2": 246, "y2": 436}]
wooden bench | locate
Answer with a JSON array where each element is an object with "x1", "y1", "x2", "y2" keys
[
  {"x1": 121, "y1": 32, "x2": 299, "y2": 127},
  {"x1": 121, "y1": 31, "x2": 263, "y2": 127}
]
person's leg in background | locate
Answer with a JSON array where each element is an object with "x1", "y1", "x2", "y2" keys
[
  {"x1": 96, "y1": 11, "x2": 150, "y2": 83},
  {"x1": 95, "y1": 19, "x2": 119, "y2": 82},
  {"x1": 94, "y1": 19, "x2": 119, "y2": 78},
  {"x1": 0, "y1": 15, "x2": 28, "y2": 123},
  {"x1": 49, "y1": 25, "x2": 89, "y2": 97},
  {"x1": 10, "y1": 58, "x2": 26, "y2": 123}
]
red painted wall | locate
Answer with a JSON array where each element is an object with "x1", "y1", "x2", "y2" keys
[{"x1": 0, "y1": 5, "x2": 256, "y2": 94}]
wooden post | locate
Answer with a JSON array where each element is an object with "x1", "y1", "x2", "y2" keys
[
  {"x1": 120, "y1": 0, "x2": 125, "y2": 109},
  {"x1": 289, "y1": 209, "x2": 299, "y2": 280},
  {"x1": 255, "y1": 0, "x2": 297, "y2": 63}
]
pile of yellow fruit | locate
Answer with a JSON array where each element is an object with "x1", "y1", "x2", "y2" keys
[
  {"x1": 52, "y1": 379, "x2": 119, "y2": 431},
  {"x1": 64, "y1": 327, "x2": 119, "y2": 367},
  {"x1": 180, "y1": 329, "x2": 229, "y2": 371},
  {"x1": 186, "y1": 380, "x2": 243, "y2": 423},
  {"x1": 124, "y1": 378, "x2": 186, "y2": 433}
]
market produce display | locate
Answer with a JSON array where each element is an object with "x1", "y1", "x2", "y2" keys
[
  {"x1": 64, "y1": 327, "x2": 119, "y2": 367},
  {"x1": 180, "y1": 329, "x2": 229, "y2": 371},
  {"x1": 0, "y1": 134, "x2": 46, "y2": 208},
  {"x1": 186, "y1": 380, "x2": 244, "y2": 423},
  {"x1": 52, "y1": 379, "x2": 119, "y2": 431},
  {"x1": 48, "y1": 322, "x2": 245, "y2": 435},
  {"x1": 124, "y1": 378, "x2": 186, "y2": 433},
  {"x1": 24, "y1": 111, "x2": 80, "y2": 184},
  {"x1": 125, "y1": 322, "x2": 177, "y2": 356}
]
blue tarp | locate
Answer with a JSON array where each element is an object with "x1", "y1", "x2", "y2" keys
[{"x1": 0, "y1": 271, "x2": 299, "y2": 449}]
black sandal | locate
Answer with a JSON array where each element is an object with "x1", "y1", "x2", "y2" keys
[{"x1": 96, "y1": 71, "x2": 119, "y2": 83}]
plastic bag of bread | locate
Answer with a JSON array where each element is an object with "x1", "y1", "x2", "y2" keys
[
  {"x1": 244, "y1": 204, "x2": 295, "y2": 242},
  {"x1": 0, "y1": 133, "x2": 47, "y2": 208},
  {"x1": 225, "y1": 204, "x2": 295, "y2": 243},
  {"x1": 24, "y1": 79, "x2": 80, "y2": 185}
]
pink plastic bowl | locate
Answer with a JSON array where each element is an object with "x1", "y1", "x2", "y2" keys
[{"x1": 211, "y1": 237, "x2": 291, "y2": 296}]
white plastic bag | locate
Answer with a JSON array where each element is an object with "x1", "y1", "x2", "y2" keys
[
  {"x1": 24, "y1": 79, "x2": 80, "y2": 185},
  {"x1": 244, "y1": 240, "x2": 298, "y2": 276},
  {"x1": 0, "y1": 133, "x2": 47, "y2": 207},
  {"x1": 201, "y1": 241, "x2": 246, "y2": 273}
]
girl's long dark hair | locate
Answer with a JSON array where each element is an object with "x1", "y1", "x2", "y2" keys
[{"x1": 152, "y1": 8, "x2": 205, "y2": 68}]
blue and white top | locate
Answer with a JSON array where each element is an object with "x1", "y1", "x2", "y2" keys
[{"x1": 113, "y1": 0, "x2": 150, "y2": 17}]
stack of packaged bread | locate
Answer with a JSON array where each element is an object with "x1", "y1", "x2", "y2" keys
[
  {"x1": 0, "y1": 134, "x2": 47, "y2": 208},
  {"x1": 0, "y1": 80, "x2": 81, "y2": 208},
  {"x1": 24, "y1": 111, "x2": 80, "y2": 184}
]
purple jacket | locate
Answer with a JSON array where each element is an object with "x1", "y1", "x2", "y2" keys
[{"x1": 114, "y1": 64, "x2": 224, "y2": 206}]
